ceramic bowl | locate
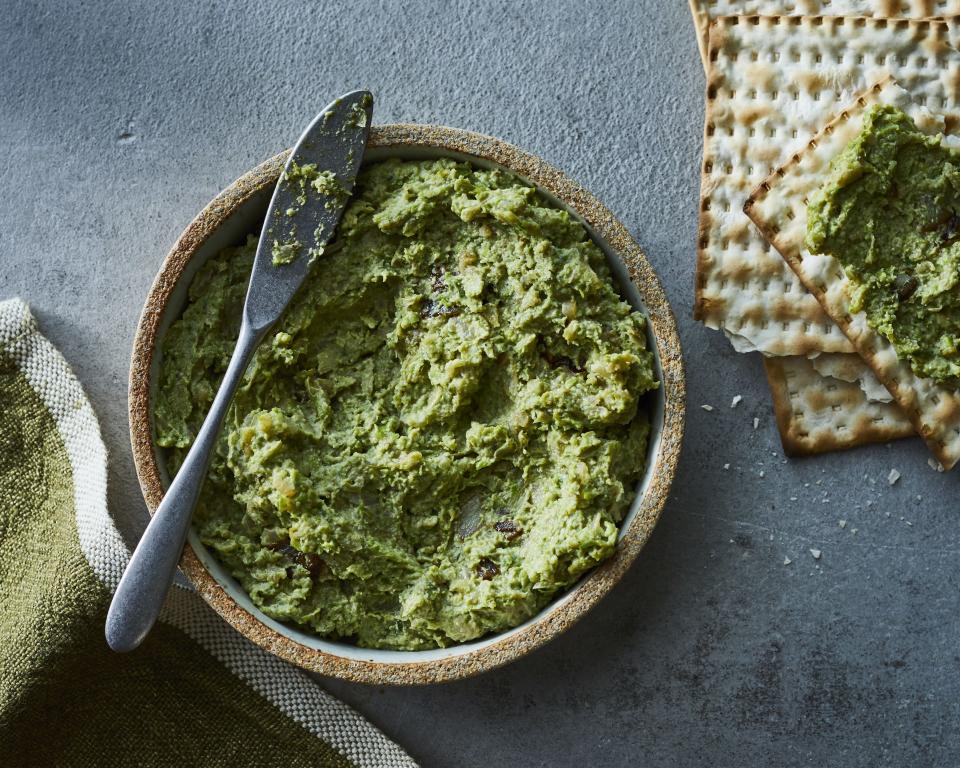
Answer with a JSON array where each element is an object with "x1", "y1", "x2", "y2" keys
[{"x1": 129, "y1": 124, "x2": 684, "y2": 684}]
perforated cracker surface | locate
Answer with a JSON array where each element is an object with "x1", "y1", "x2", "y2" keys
[
  {"x1": 697, "y1": 14, "x2": 960, "y2": 356},
  {"x1": 688, "y1": 1, "x2": 960, "y2": 69},
  {"x1": 764, "y1": 354, "x2": 915, "y2": 455},
  {"x1": 746, "y1": 80, "x2": 960, "y2": 468}
]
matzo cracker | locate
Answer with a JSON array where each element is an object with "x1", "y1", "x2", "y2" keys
[
  {"x1": 764, "y1": 355, "x2": 915, "y2": 454},
  {"x1": 746, "y1": 78, "x2": 960, "y2": 467},
  {"x1": 688, "y1": 1, "x2": 960, "y2": 69},
  {"x1": 697, "y1": 15, "x2": 960, "y2": 355}
]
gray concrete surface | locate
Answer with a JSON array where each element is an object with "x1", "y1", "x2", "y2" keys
[{"x1": 3, "y1": 1, "x2": 959, "y2": 765}]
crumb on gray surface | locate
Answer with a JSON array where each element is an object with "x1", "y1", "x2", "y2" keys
[{"x1": 888, "y1": 469, "x2": 901, "y2": 486}]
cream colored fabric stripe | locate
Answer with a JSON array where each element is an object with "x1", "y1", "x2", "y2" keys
[{"x1": 0, "y1": 298, "x2": 120, "y2": 588}]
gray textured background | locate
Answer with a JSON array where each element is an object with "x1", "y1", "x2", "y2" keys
[{"x1": 3, "y1": 1, "x2": 960, "y2": 765}]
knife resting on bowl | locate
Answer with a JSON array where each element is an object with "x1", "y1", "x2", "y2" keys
[{"x1": 105, "y1": 90, "x2": 373, "y2": 652}]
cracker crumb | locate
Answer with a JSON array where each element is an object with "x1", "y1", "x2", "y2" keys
[
  {"x1": 789, "y1": 496, "x2": 798, "y2": 501},
  {"x1": 731, "y1": 395, "x2": 742, "y2": 408},
  {"x1": 759, "y1": 470, "x2": 765, "y2": 478},
  {"x1": 839, "y1": 520, "x2": 847, "y2": 528},
  {"x1": 783, "y1": 556, "x2": 792, "y2": 566},
  {"x1": 888, "y1": 469, "x2": 901, "y2": 486},
  {"x1": 851, "y1": 528, "x2": 858, "y2": 534},
  {"x1": 753, "y1": 417, "x2": 759, "y2": 430},
  {"x1": 809, "y1": 549, "x2": 822, "y2": 560},
  {"x1": 701, "y1": 404, "x2": 714, "y2": 412},
  {"x1": 723, "y1": 463, "x2": 730, "y2": 470}
]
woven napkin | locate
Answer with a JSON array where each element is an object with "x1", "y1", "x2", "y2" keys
[{"x1": 0, "y1": 298, "x2": 416, "y2": 768}]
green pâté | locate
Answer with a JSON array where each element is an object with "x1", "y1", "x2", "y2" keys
[
  {"x1": 155, "y1": 158, "x2": 658, "y2": 650},
  {"x1": 807, "y1": 105, "x2": 960, "y2": 388}
]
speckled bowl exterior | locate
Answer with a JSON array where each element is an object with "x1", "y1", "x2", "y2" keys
[{"x1": 129, "y1": 124, "x2": 685, "y2": 685}]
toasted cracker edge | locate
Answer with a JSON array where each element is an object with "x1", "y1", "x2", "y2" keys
[{"x1": 689, "y1": 0, "x2": 710, "y2": 73}]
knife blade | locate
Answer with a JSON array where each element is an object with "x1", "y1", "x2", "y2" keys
[{"x1": 105, "y1": 90, "x2": 373, "y2": 652}]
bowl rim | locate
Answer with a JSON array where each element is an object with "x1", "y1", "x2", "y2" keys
[{"x1": 128, "y1": 123, "x2": 685, "y2": 685}]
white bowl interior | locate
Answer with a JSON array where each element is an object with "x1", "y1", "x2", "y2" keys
[{"x1": 149, "y1": 145, "x2": 668, "y2": 664}]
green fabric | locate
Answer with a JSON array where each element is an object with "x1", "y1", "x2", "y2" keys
[
  {"x1": 0, "y1": 349, "x2": 354, "y2": 767},
  {"x1": 0, "y1": 301, "x2": 416, "y2": 767}
]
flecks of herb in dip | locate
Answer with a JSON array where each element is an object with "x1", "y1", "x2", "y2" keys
[
  {"x1": 807, "y1": 105, "x2": 960, "y2": 388},
  {"x1": 155, "y1": 158, "x2": 658, "y2": 650}
]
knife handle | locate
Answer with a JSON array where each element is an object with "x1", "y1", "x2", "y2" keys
[{"x1": 105, "y1": 317, "x2": 264, "y2": 652}]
